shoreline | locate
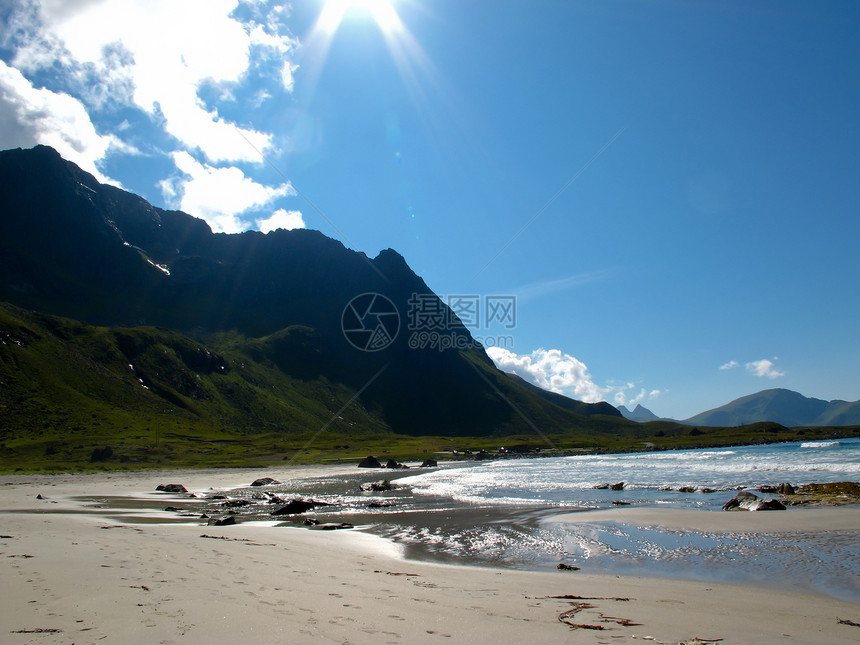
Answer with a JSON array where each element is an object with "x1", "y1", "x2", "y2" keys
[
  {"x1": 2, "y1": 468, "x2": 859, "y2": 643},
  {"x1": 3, "y1": 432, "x2": 856, "y2": 476}
]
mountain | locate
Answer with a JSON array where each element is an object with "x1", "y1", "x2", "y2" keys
[
  {"x1": 617, "y1": 404, "x2": 661, "y2": 423},
  {"x1": 503, "y1": 373, "x2": 620, "y2": 418},
  {"x1": 0, "y1": 145, "x2": 624, "y2": 452},
  {"x1": 683, "y1": 388, "x2": 860, "y2": 427}
]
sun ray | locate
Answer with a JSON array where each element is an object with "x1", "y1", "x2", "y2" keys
[{"x1": 300, "y1": 0, "x2": 480, "y2": 185}]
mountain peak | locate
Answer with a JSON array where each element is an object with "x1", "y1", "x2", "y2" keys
[
  {"x1": 618, "y1": 403, "x2": 660, "y2": 423},
  {"x1": 0, "y1": 144, "x2": 626, "y2": 439}
]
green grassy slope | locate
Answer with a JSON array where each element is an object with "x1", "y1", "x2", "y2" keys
[
  {"x1": 2, "y1": 303, "x2": 856, "y2": 473},
  {"x1": 0, "y1": 303, "x2": 389, "y2": 471}
]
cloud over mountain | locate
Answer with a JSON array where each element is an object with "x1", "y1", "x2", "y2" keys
[
  {"x1": 160, "y1": 151, "x2": 297, "y2": 233},
  {"x1": 0, "y1": 59, "x2": 123, "y2": 181},
  {"x1": 486, "y1": 347, "x2": 607, "y2": 402},
  {"x1": 487, "y1": 346, "x2": 663, "y2": 408},
  {"x1": 746, "y1": 358, "x2": 785, "y2": 379},
  {"x1": 0, "y1": 0, "x2": 301, "y2": 231}
]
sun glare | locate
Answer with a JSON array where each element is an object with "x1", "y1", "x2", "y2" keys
[
  {"x1": 305, "y1": 0, "x2": 442, "y2": 136},
  {"x1": 318, "y1": 0, "x2": 402, "y2": 36}
]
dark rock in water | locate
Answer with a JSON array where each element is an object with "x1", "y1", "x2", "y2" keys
[
  {"x1": 270, "y1": 499, "x2": 332, "y2": 515},
  {"x1": 367, "y1": 501, "x2": 395, "y2": 508},
  {"x1": 251, "y1": 477, "x2": 280, "y2": 487},
  {"x1": 677, "y1": 486, "x2": 696, "y2": 493},
  {"x1": 207, "y1": 516, "x2": 236, "y2": 526},
  {"x1": 592, "y1": 480, "x2": 624, "y2": 490},
  {"x1": 758, "y1": 484, "x2": 779, "y2": 493},
  {"x1": 700, "y1": 488, "x2": 717, "y2": 494},
  {"x1": 612, "y1": 500, "x2": 631, "y2": 506},
  {"x1": 360, "y1": 480, "x2": 395, "y2": 492},
  {"x1": 200, "y1": 514, "x2": 209, "y2": 519},
  {"x1": 36, "y1": 494, "x2": 45, "y2": 500},
  {"x1": 474, "y1": 450, "x2": 492, "y2": 461},
  {"x1": 358, "y1": 456, "x2": 383, "y2": 468},
  {"x1": 156, "y1": 484, "x2": 188, "y2": 493},
  {"x1": 271, "y1": 500, "x2": 314, "y2": 515},
  {"x1": 209, "y1": 494, "x2": 227, "y2": 500},
  {"x1": 557, "y1": 563, "x2": 580, "y2": 571},
  {"x1": 222, "y1": 499, "x2": 251, "y2": 508},
  {"x1": 777, "y1": 482, "x2": 795, "y2": 495},
  {"x1": 164, "y1": 506, "x2": 181, "y2": 512},
  {"x1": 421, "y1": 459, "x2": 438, "y2": 467},
  {"x1": 385, "y1": 459, "x2": 408, "y2": 469},
  {"x1": 310, "y1": 522, "x2": 354, "y2": 531},
  {"x1": 303, "y1": 518, "x2": 320, "y2": 526},
  {"x1": 722, "y1": 490, "x2": 785, "y2": 511},
  {"x1": 265, "y1": 494, "x2": 286, "y2": 504}
]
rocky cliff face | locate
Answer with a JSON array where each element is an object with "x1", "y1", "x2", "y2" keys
[{"x1": 0, "y1": 145, "x2": 618, "y2": 438}]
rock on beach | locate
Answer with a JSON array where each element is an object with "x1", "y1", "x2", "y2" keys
[{"x1": 722, "y1": 491, "x2": 786, "y2": 511}]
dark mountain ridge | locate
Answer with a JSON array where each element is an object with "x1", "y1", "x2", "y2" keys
[{"x1": 0, "y1": 145, "x2": 622, "y2": 443}]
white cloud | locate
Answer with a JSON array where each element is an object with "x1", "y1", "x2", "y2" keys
[
  {"x1": 160, "y1": 150, "x2": 295, "y2": 233},
  {"x1": 0, "y1": 58, "x2": 119, "y2": 181},
  {"x1": 745, "y1": 358, "x2": 785, "y2": 379},
  {"x1": 615, "y1": 388, "x2": 642, "y2": 407},
  {"x1": 487, "y1": 346, "x2": 664, "y2": 408},
  {"x1": 719, "y1": 360, "x2": 739, "y2": 370},
  {"x1": 614, "y1": 386, "x2": 662, "y2": 408},
  {"x1": 486, "y1": 347, "x2": 609, "y2": 403},
  {"x1": 257, "y1": 208, "x2": 305, "y2": 233},
  {"x1": 7, "y1": 0, "x2": 299, "y2": 163},
  {"x1": 280, "y1": 61, "x2": 298, "y2": 92}
]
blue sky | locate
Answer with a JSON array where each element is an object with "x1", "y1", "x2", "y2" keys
[{"x1": 1, "y1": 0, "x2": 858, "y2": 419}]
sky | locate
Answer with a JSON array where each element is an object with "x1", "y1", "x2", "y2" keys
[{"x1": 1, "y1": 0, "x2": 858, "y2": 419}]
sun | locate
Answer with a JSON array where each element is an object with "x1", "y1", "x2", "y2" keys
[
  {"x1": 317, "y1": 0, "x2": 402, "y2": 36},
  {"x1": 305, "y1": 0, "x2": 433, "y2": 109}
]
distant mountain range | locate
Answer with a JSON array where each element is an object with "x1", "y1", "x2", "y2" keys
[
  {"x1": 682, "y1": 388, "x2": 860, "y2": 427},
  {"x1": 618, "y1": 389, "x2": 860, "y2": 427},
  {"x1": 617, "y1": 404, "x2": 662, "y2": 423},
  {"x1": 0, "y1": 145, "x2": 624, "y2": 448}
]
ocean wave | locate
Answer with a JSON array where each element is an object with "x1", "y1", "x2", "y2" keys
[
  {"x1": 396, "y1": 438, "x2": 860, "y2": 508},
  {"x1": 800, "y1": 440, "x2": 841, "y2": 448}
]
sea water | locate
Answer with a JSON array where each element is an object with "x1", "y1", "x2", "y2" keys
[
  {"x1": 215, "y1": 438, "x2": 860, "y2": 601},
  {"x1": 395, "y1": 438, "x2": 860, "y2": 508},
  {"x1": 357, "y1": 438, "x2": 860, "y2": 601}
]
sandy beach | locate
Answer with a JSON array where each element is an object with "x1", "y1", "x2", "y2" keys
[{"x1": 2, "y1": 466, "x2": 859, "y2": 644}]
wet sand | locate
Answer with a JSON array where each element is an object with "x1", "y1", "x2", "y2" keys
[{"x1": 2, "y1": 467, "x2": 859, "y2": 644}]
